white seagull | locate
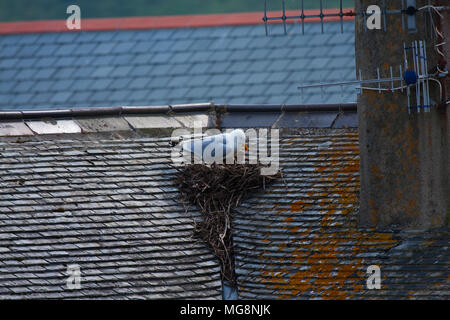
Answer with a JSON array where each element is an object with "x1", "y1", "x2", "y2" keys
[{"x1": 179, "y1": 129, "x2": 248, "y2": 164}]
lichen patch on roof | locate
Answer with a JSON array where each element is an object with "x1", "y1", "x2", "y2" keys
[{"x1": 233, "y1": 128, "x2": 449, "y2": 299}]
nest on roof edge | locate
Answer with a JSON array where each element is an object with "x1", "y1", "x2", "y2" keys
[{"x1": 176, "y1": 163, "x2": 280, "y2": 284}]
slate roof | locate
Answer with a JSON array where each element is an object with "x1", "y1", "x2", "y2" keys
[
  {"x1": 0, "y1": 109, "x2": 448, "y2": 300},
  {"x1": 233, "y1": 128, "x2": 450, "y2": 299},
  {"x1": 0, "y1": 129, "x2": 222, "y2": 299},
  {"x1": 0, "y1": 19, "x2": 356, "y2": 110}
]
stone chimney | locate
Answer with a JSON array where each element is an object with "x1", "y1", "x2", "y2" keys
[{"x1": 355, "y1": 0, "x2": 449, "y2": 229}]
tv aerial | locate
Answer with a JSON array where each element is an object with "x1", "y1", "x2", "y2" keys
[
  {"x1": 263, "y1": 0, "x2": 450, "y2": 36},
  {"x1": 297, "y1": 40, "x2": 447, "y2": 113}
]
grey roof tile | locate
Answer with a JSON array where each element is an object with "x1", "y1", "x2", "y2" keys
[
  {"x1": 266, "y1": 83, "x2": 290, "y2": 95},
  {"x1": 109, "y1": 78, "x2": 132, "y2": 90},
  {"x1": 55, "y1": 32, "x2": 80, "y2": 44},
  {"x1": 69, "y1": 91, "x2": 93, "y2": 103},
  {"x1": 90, "y1": 79, "x2": 113, "y2": 91},
  {"x1": 246, "y1": 84, "x2": 269, "y2": 96},
  {"x1": 0, "y1": 21, "x2": 356, "y2": 110},
  {"x1": 74, "y1": 43, "x2": 97, "y2": 55},
  {"x1": 184, "y1": 86, "x2": 208, "y2": 99},
  {"x1": 149, "y1": 88, "x2": 171, "y2": 100},
  {"x1": 132, "y1": 41, "x2": 154, "y2": 54},
  {"x1": 148, "y1": 76, "x2": 171, "y2": 88},
  {"x1": 54, "y1": 44, "x2": 78, "y2": 56},
  {"x1": 34, "y1": 44, "x2": 58, "y2": 57},
  {"x1": 208, "y1": 50, "x2": 232, "y2": 62},
  {"x1": 268, "y1": 71, "x2": 288, "y2": 83},
  {"x1": 111, "y1": 41, "x2": 136, "y2": 54},
  {"x1": 88, "y1": 55, "x2": 116, "y2": 67},
  {"x1": 189, "y1": 62, "x2": 213, "y2": 75},
  {"x1": 128, "y1": 77, "x2": 151, "y2": 90},
  {"x1": 17, "y1": 44, "x2": 41, "y2": 57},
  {"x1": 93, "y1": 42, "x2": 116, "y2": 55},
  {"x1": 228, "y1": 73, "x2": 249, "y2": 85},
  {"x1": 71, "y1": 79, "x2": 95, "y2": 91},
  {"x1": 0, "y1": 58, "x2": 19, "y2": 68},
  {"x1": 50, "y1": 91, "x2": 72, "y2": 103},
  {"x1": 206, "y1": 85, "x2": 229, "y2": 98},
  {"x1": 90, "y1": 90, "x2": 113, "y2": 102},
  {"x1": 15, "y1": 69, "x2": 36, "y2": 81},
  {"x1": 34, "y1": 57, "x2": 58, "y2": 68},
  {"x1": 0, "y1": 81, "x2": 16, "y2": 93},
  {"x1": 53, "y1": 56, "x2": 78, "y2": 68},
  {"x1": 0, "y1": 70, "x2": 16, "y2": 81},
  {"x1": 168, "y1": 63, "x2": 191, "y2": 76},
  {"x1": 171, "y1": 52, "x2": 192, "y2": 64},
  {"x1": 129, "y1": 89, "x2": 149, "y2": 101},
  {"x1": 54, "y1": 67, "x2": 78, "y2": 80},
  {"x1": 0, "y1": 45, "x2": 20, "y2": 58},
  {"x1": 207, "y1": 74, "x2": 229, "y2": 86},
  {"x1": 246, "y1": 72, "x2": 270, "y2": 84},
  {"x1": 189, "y1": 75, "x2": 209, "y2": 87},
  {"x1": 151, "y1": 52, "x2": 172, "y2": 64},
  {"x1": 225, "y1": 84, "x2": 247, "y2": 97},
  {"x1": 208, "y1": 62, "x2": 231, "y2": 74},
  {"x1": 92, "y1": 66, "x2": 115, "y2": 78},
  {"x1": 0, "y1": 93, "x2": 12, "y2": 104},
  {"x1": 16, "y1": 57, "x2": 38, "y2": 69},
  {"x1": 92, "y1": 31, "x2": 116, "y2": 42},
  {"x1": 108, "y1": 90, "x2": 131, "y2": 101},
  {"x1": 169, "y1": 87, "x2": 189, "y2": 99},
  {"x1": 10, "y1": 92, "x2": 33, "y2": 104},
  {"x1": 152, "y1": 40, "x2": 175, "y2": 52},
  {"x1": 33, "y1": 68, "x2": 56, "y2": 80},
  {"x1": 112, "y1": 54, "x2": 135, "y2": 66},
  {"x1": 170, "y1": 39, "x2": 193, "y2": 52},
  {"x1": 52, "y1": 80, "x2": 74, "y2": 91},
  {"x1": 227, "y1": 61, "x2": 251, "y2": 73},
  {"x1": 34, "y1": 80, "x2": 56, "y2": 92},
  {"x1": 130, "y1": 65, "x2": 153, "y2": 77},
  {"x1": 32, "y1": 92, "x2": 53, "y2": 104}
]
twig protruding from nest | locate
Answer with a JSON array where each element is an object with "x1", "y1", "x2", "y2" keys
[{"x1": 177, "y1": 164, "x2": 279, "y2": 283}]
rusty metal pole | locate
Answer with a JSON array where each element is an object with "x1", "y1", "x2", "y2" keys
[{"x1": 356, "y1": 0, "x2": 449, "y2": 228}]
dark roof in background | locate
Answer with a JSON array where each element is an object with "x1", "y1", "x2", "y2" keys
[{"x1": 0, "y1": 13, "x2": 356, "y2": 110}]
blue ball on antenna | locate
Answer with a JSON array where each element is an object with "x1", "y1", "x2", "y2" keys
[{"x1": 403, "y1": 70, "x2": 418, "y2": 85}]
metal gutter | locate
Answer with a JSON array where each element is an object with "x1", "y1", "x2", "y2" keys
[{"x1": 0, "y1": 103, "x2": 357, "y2": 120}]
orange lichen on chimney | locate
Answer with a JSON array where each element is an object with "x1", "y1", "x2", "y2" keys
[{"x1": 258, "y1": 133, "x2": 399, "y2": 299}]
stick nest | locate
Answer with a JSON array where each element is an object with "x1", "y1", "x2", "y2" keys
[{"x1": 177, "y1": 164, "x2": 279, "y2": 284}]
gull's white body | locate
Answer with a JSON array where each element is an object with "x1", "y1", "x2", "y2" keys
[{"x1": 180, "y1": 129, "x2": 246, "y2": 162}]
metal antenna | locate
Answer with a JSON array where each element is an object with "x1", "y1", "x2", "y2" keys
[
  {"x1": 320, "y1": 0, "x2": 324, "y2": 34},
  {"x1": 263, "y1": 0, "x2": 449, "y2": 36},
  {"x1": 263, "y1": 0, "x2": 352, "y2": 36},
  {"x1": 298, "y1": 40, "x2": 436, "y2": 113}
]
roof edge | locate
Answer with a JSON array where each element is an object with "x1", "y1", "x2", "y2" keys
[
  {"x1": 0, "y1": 103, "x2": 358, "y2": 136},
  {"x1": 0, "y1": 9, "x2": 355, "y2": 35},
  {"x1": 0, "y1": 103, "x2": 357, "y2": 120}
]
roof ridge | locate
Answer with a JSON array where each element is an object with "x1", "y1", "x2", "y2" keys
[{"x1": 0, "y1": 9, "x2": 354, "y2": 35}]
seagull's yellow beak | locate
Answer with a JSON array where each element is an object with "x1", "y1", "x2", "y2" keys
[{"x1": 244, "y1": 144, "x2": 249, "y2": 152}]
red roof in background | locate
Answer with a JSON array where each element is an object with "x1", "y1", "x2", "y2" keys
[{"x1": 0, "y1": 9, "x2": 354, "y2": 35}]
